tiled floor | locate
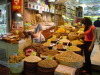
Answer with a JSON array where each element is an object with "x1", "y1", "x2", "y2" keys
[
  {"x1": 91, "y1": 41, "x2": 100, "y2": 66},
  {"x1": 92, "y1": 70, "x2": 100, "y2": 75},
  {"x1": 91, "y1": 41, "x2": 100, "y2": 75}
]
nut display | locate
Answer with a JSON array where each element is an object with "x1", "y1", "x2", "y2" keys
[
  {"x1": 53, "y1": 33, "x2": 60, "y2": 38},
  {"x1": 38, "y1": 59, "x2": 58, "y2": 68},
  {"x1": 56, "y1": 28, "x2": 65, "y2": 33},
  {"x1": 68, "y1": 32, "x2": 78, "y2": 40},
  {"x1": 59, "y1": 39, "x2": 70, "y2": 43},
  {"x1": 55, "y1": 44, "x2": 64, "y2": 49},
  {"x1": 71, "y1": 40, "x2": 84, "y2": 45},
  {"x1": 66, "y1": 46, "x2": 81, "y2": 51},
  {"x1": 43, "y1": 42, "x2": 51, "y2": 46},
  {"x1": 49, "y1": 38, "x2": 58, "y2": 41},
  {"x1": 31, "y1": 43, "x2": 49, "y2": 55},
  {"x1": 55, "y1": 51, "x2": 84, "y2": 68},
  {"x1": 41, "y1": 50, "x2": 58, "y2": 56}
]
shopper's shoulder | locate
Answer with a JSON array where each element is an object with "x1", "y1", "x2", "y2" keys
[
  {"x1": 91, "y1": 25, "x2": 95, "y2": 27},
  {"x1": 91, "y1": 25, "x2": 96, "y2": 29},
  {"x1": 94, "y1": 20, "x2": 99, "y2": 22}
]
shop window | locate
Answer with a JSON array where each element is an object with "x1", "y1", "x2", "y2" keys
[{"x1": 0, "y1": 5, "x2": 7, "y2": 35}]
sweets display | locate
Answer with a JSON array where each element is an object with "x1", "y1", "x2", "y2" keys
[
  {"x1": 9, "y1": 54, "x2": 26, "y2": 63},
  {"x1": 9, "y1": 54, "x2": 25, "y2": 73},
  {"x1": 2, "y1": 30, "x2": 29, "y2": 44}
]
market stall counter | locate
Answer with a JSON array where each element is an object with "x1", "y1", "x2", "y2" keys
[
  {"x1": 0, "y1": 36, "x2": 32, "y2": 60},
  {"x1": 0, "y1": 41, "x2": 18, "y2": 60}
]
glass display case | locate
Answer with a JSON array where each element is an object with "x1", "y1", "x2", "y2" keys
[{"x1": 0, "y1": 5, "x2": 7, "y2": 35}]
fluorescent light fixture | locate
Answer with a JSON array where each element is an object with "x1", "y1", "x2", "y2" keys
[
  {"x1": 82, "y1": 4, "x2": 87, "y2": 8},
  {"x1": 37, "y1": 1, "x2": 40, "y2": 3},
  {"x1": 17, "y1": 13, "x2": 22, "y2": 17}
]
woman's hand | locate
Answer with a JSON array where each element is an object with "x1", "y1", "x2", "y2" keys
[
  {"x1": 88, "y1": 46, "x2": 93, "y2": 52},
  {"x1": 78, "y1": 33, "x2": 81, "y2": 37},
  {"x1": 33, "y1": 34, "x2": 38, "y2": 37},
  {"x1": 78, "y1": 32, "x2": 85, "y2": 39},
  {"x1": 88, "y1": 27, "x2": 96, "y2": 52}
]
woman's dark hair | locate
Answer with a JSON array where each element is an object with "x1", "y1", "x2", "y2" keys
[
  {"x1": 82, "y1": 17, "x2": 92, "y2": 31},
  {"x1": 97, "y1": 17, "x2": 100, "y2": 20}
]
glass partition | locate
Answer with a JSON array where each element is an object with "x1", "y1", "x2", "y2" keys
[
  {"x1": 0, "y1": 4, "x2": 7, "y2": 35},
  {"x1": 79, "y1": 0, "x2": 100, "y2": 4}
]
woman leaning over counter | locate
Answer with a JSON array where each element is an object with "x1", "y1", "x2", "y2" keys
[{"x1": 79, "y1": 17, "x2": 96, "y2": 75}]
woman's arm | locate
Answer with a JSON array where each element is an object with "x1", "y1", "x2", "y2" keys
[
  {"x1": 78, "y1": 32, "x2": 84, "y2": 38},
  {"x1": 88, "y1": 28, "x2": 96, "y2": 51}
]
